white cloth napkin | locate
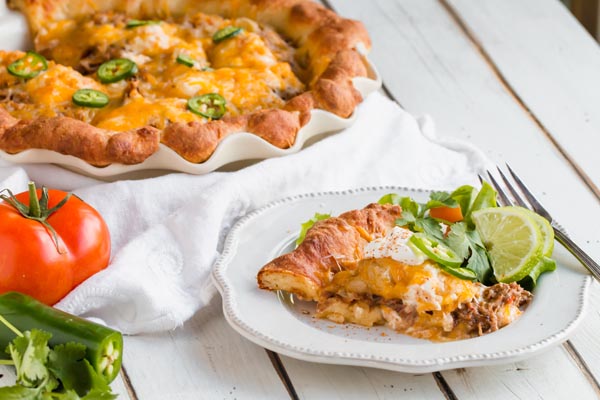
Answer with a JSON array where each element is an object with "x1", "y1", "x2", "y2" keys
[{"x1": 0, "y1": 92, "x2": 492, "y2": 334}]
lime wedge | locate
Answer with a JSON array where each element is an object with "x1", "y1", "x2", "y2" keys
[
  {"x1": 518, "y1": 257, "x2": 557, "y2": 291},
  {"x1": 472, "y1": 206, "x2": 544, "y2": 283},
  {"x1": 524, "y1": 210, "x2": 554, "y2": 257}
]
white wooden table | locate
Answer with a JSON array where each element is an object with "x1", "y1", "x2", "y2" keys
[{"x1": 3, "y1": 0, "x2": 600, "y2": 398}]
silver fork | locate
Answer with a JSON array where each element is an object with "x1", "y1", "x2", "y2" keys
[{"x1": 481, "y1": 164, "x2": 600, "y2": 282}]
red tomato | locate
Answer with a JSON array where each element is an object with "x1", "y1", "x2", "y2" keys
[
  {"x1": 0, "y1": 185, "x2": 110, "y2": 305},
  {"x1": 429, "y1": 206, "x2": 464, "y2": 223}
]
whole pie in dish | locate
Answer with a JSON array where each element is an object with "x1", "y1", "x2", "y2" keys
[
  {"x1": 257, "y1": 203, "x2": 535, "y2": 342},
  {"x1": 0, "y1": 0, "x2": 371, "y2": 166}
]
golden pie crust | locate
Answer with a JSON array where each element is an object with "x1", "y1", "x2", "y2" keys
[
  {"x1": 258, "y1": 203, "x2": 402, "y2": 301},
  {"x1": 0, "y1": 0, "x2": 371, "y2": 166}
]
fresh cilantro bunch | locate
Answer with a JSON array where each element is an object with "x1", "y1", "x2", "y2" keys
[
  {"x1": 0, "y1": 316, "x2": 117, "y2": 400},
  {"x1": 379, "y1": 183, "x2": 498, "y2": 284}
]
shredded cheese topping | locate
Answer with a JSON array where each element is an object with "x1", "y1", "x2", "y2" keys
[{"x1": 0, "y1": 12, "x2": 305, "y2": 131}]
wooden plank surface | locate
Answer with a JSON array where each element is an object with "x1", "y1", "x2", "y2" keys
[
  {"x1": 443, "y1": 345, "x2": 599, "y2": 399},
  {"x1": 122, "y1": 296, "x2": 289, "y2": 400},
  {"x1": 280, "y1": 356, "x2": 445, "y2": 400},
  {"x1": 447, "y1": 0, "x2": 600, "y2": 196},
  {"x1": 568, "y1": 281, "x2": 600, "y2": 385}
]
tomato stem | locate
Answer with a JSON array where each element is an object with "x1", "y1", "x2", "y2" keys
[
  {"x1": 0, "y1": 183, "x2": 72, "y2": 253},
  {"x1": 28, "y1": 181, "x2": 41, "y2": 218}
]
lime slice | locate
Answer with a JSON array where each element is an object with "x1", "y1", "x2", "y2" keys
[
  {"x1": 523, "y1": 210, "x2": 554, "y2": 257},
  {"x1": 518, "y1": 257, "x2": 557, "y2": 291},
  {"x1": 472, "y1": 206, "x2": 544, "y2": 283}
]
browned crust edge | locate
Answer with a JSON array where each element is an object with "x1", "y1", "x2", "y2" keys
[
  {"x1": 0, "y1": 108, "x2": 160, "y2": 166},
  {"x1": 257, "y1": 203, "x2": 402, "y2": 301},
  {"x1": 4, "y1": 0, "x2": 371, "y2": 166}
]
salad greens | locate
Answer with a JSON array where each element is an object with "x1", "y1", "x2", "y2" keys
[{"x1": 379, "y1": 182, "x2": 498, "y2": 284}]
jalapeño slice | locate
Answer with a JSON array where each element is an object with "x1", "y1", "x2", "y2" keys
[
  {"x1": 176, "y1": 54, "x2": 195, "y2": 67},
  {"x1": 409, "y1": 233, "x2": 476, "y2": 280},
  {"x1": 439, "y1": 264, "x2": 477, "y2": 281},
  {"x1": 126, "y1": 19, "x2": 161, "y2": 28},
  {"x1": 212, "y1": 26, "x2": 243, "y2": 43},
  {"x1": 72, "y1": 89, "x2": 110, "y2": 108},
  {"x1": 187, "y1": 93, "x2": 226, "y2": 119},
  {"x1": 7, "y1": 52, "x2": 48, "y2": 79},
  {"x1": 97, "y1": 58, "x2": 138, "y2": 84},
  {"x1": 409, "y1": 233, "x2": 464, "y2": 269}
]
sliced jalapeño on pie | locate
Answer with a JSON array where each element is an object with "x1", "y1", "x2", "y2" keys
[
  {"x1": 212, "y1": 26, "x2": 243, "y2": 43},
  {"x1": 7, "y1": 52, "x2": 48, "y2": 79},
  {"x1": 97, "y1": 58, "x2": 138, "y2": 84},
  {"x1": 72, "y1": 89, "x2": 110, "y2": 108},
  {"x1": 187, "y1": 93, "x2": 227, "y2": 119},
  {"x1": 125, "y1": 19, "x2": 161, "y2": 28},
  {"x1": 176, "y1": 54, "x2": 196, "y2": 67}
]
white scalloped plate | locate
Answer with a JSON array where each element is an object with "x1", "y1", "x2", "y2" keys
[
  {"x1": 212, "y1": 186, "x2": 592, "y2": 373},
  {"x1": 0, "y1": 7, "x2": 381, "y2": 177}
]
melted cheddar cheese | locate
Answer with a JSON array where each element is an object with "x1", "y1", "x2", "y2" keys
[
  {"x1": 1, "y1": 12, "x2": 305, "y2": 131},
  {"x1": 25, "y1": 64, "x2": 103, "y2": 107},
  {"x1": 329, "y1": 259, "x2": 481, "y2": 314},
  {"x1": 319, "y1": 258, "x2": 516, "y2": 342}
]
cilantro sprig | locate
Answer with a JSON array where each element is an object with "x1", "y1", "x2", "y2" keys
[
  {"x1": 0, "y1": 316, "x2": 117, "y2": 400},
  {"x1": 380, "y1": 193, "x2": 445, "y2": 241},
  {"x1": 445, "y1": 222, "x2": 493, "y2": 282}
]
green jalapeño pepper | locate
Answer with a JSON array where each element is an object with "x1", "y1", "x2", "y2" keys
[
  {"x1": 409, "y1": 233, "x2": 477, "y2": 280},
  {"x1": 176, "y1": 53, "x2": 195, "y2": 67},
  {"x1": 187, "y1": 93, "x2": 226, "y2": 119},
  {"x1": 97, "y1": 58, "x2": 138, "y2": 84},
  {"x1": 0, "y1": 292, "x2": 123, "y2": 383},
  {"x1": 212, "y1": 26, "x2": 243, "y2": 43},
  {"x1": 72, "y1": 89, "x2": 110, "y2": 108},
  {"x1": 7, "y1": 52, "x2": 48, "y2": 79},
  {"x1": 125, "y1": 19, "x2": 161, "y2": 28}
]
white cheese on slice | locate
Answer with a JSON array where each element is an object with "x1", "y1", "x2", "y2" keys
[{"x1": 363, "y1": 226, "x2": 427, "y2": 265}]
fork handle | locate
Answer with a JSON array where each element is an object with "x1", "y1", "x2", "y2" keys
[{"x1": 554, "y1": 228, "x2": 600, "y2": 282}]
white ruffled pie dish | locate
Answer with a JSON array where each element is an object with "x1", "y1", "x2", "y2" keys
[
  {"x1": 0, "y1": 7, "x2": 381, "y2": 177},
  {"x1": 212, "y1": 186, "x2": 591, "y2": 373}
]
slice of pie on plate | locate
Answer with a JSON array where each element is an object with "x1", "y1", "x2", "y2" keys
[
  {"x1": 0, "y1": 0, "x2": 372, "y2": 167},
  {"x1": 257, "y1": 203, "x2": 533, "y2": 342}
]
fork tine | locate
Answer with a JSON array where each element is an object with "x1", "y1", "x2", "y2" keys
[
  {"x1": 496, "y1": 167, "x2": 529, "y2": 208},
  {"x1": 484, "y1": 170, "x2": 512, "y2": 206},
  {"x1": 505, "y1": 164, "x2": 551, "y2": 219}
]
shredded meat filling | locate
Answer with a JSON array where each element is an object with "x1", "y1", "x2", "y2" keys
[
  {"x1": 0, "y1": 88, "x2": 30, "y2": 103},
  {"x1": 452, "y1": 282, "x2": 532, "y2": 336},
  {"x1": 78, "y1": 45, "x2": 121, "y2": 74},
  {"x1": 380, "y1": 298, "x2": 418, "y2": 330}
]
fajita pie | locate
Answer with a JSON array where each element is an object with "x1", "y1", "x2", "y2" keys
[
  {"x1": 257, "y1": 203, "x2": 533, "y2": 342},
  {"x1": 0, "y1": 0, "x2": 371, "y2": 166}
]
